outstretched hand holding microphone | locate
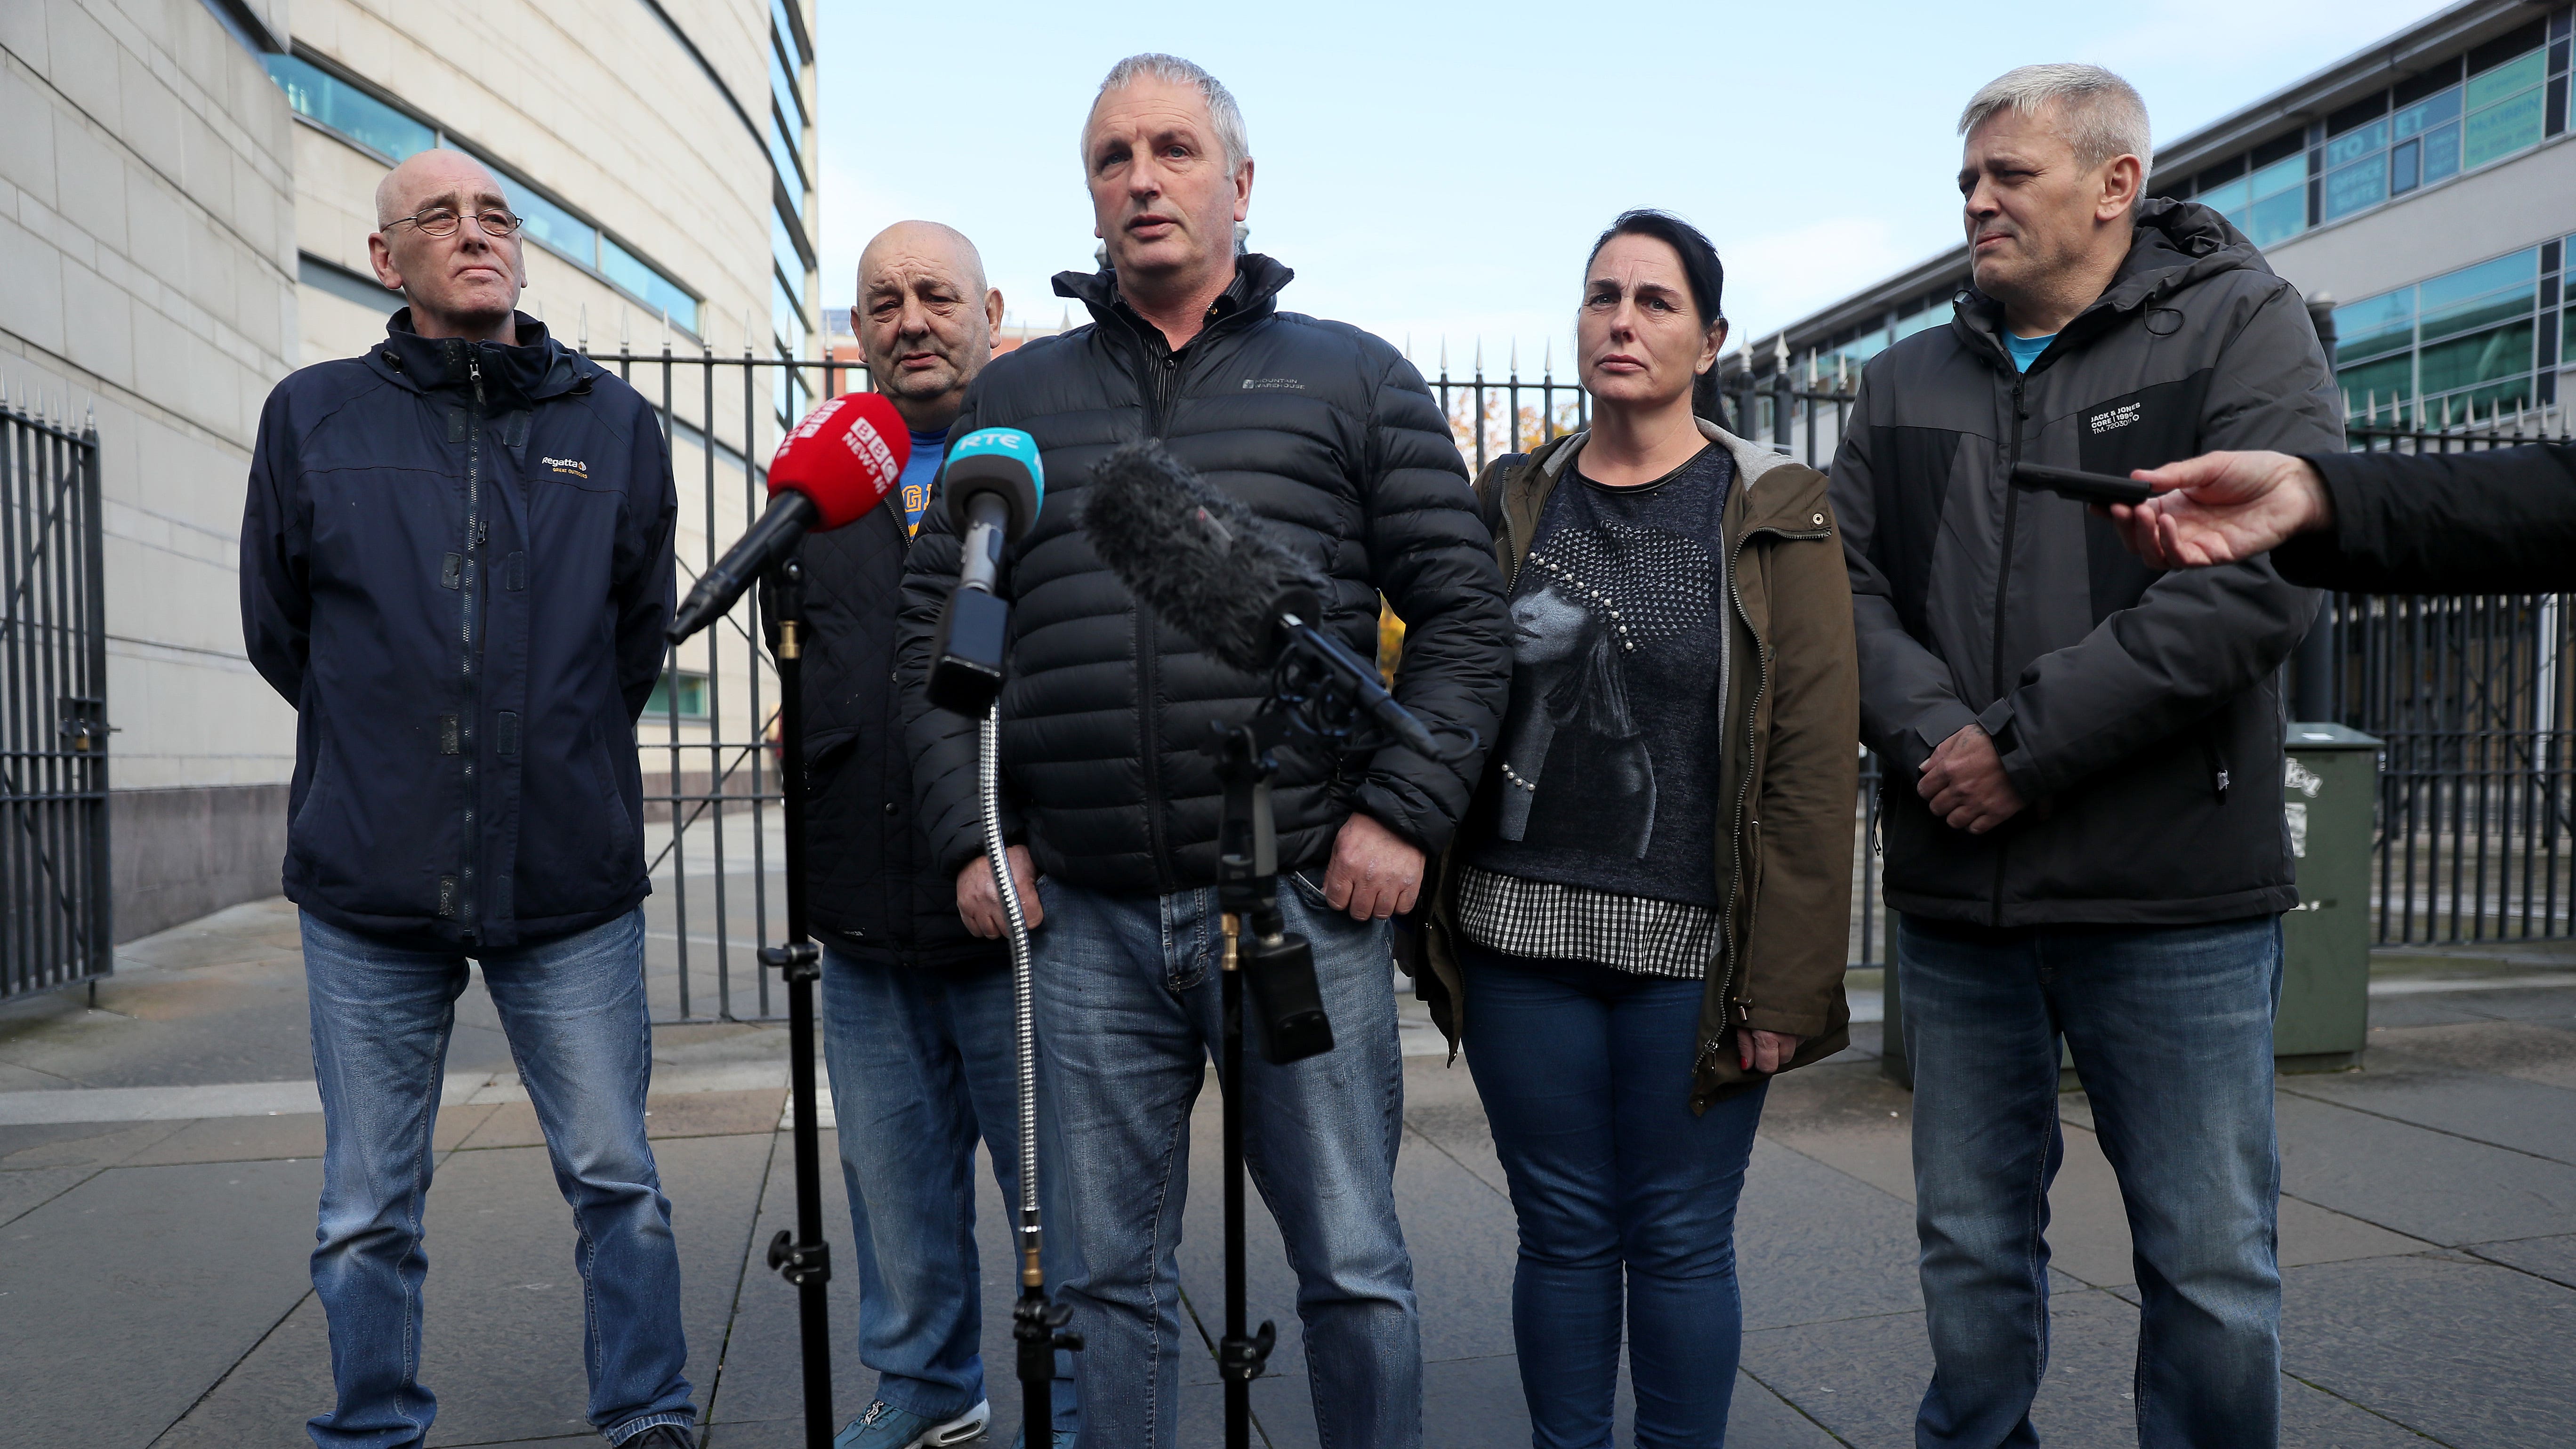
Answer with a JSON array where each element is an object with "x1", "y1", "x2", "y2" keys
[
  {"x1": 2102, "y1": 451, "x2": 2334, "y2": 570},
  {"x1": 2100, "y1": 440, "x2": 2576, "y2": 594}
]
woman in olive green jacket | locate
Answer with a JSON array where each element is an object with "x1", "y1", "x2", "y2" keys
[{"x1": 1418, "y1": 211, "x2": 1858, "y2": 1448}]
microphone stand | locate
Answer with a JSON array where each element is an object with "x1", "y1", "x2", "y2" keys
[
  {"x1": 982, "y1": 701, "x2": 1082, "y2": 1444},
  {"x1": 1210, "y1": 713, "x2": 1294, "y2": 1449},
  {"x1": 755, "y1": 557, "x2": 835, "y2": 1449}
]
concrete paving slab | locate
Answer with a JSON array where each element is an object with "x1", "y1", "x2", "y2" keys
[
  {"x1": 455, "y1": 1087, "x2": 788, "y2": 1151},
  {"x1": 1727, "y1": 1368, "x2": 1847, "y2": 1449},
  {"x1": 3, "y1": 1157, "x2": 322, "y2": 1448},
  {"x1": 1736, "y1": 1138, "x2": 1921, "y2": 1330},
  {"x1": 0, "y1": 1162, "x2": 92, "y2": 1227},
  {"x1": 1744, "y1": 1287, "x2": 2397, "y2": 1449},
  {"x1": 122, "y1": 1111, "x2": 333, "y2": 1165},
  {"x1": 2368, "y1": 1017, "x2": 2576, "y2": 1089},
  {"x1": 0, "y1": 1115, "x2": 186, "y2": 1169},
  {"x1": 2282, "y1": 1057, "x2": 2576, "y2": 1166},
  {"x1": 2466, "y1": 1231, "x2": 2576, "y2": 1291},
  {"x1": 2278, "y1": 1092, "x2": 2576, "y2": 1245},
  {"x1": 1755, "y1": 1060, "x2": 1916, "y2": 1204},
  {"x1": 2284, "y1": 1252, "x2": 2576, "y2": 1446},
  {"x1": 153, "y1": 1292, "x2": 336, "y2": 1449}
]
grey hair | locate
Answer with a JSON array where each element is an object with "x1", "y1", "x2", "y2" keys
[
  {"x1": 1958, "y1": 64, "x2": 2152, "y2": 182},
  {"x1": 1085, "y1": 53, "x2": 1251, "y2": 175}
]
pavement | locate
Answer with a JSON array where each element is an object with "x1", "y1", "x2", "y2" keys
[{"x1": 5, "y1": 898, "x2": 2576, "y2": 1448}]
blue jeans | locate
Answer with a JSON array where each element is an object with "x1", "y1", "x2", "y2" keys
[
  {"x1": 820, "y1": 946, "x2": 1076, "y2": 1434},
  {"x1": 1034, "y1": 872, "x2": 1421, "y2": 1449},
  {"x1": 1460, "y1": 944, "x2": 1767, "y2": 1449},
  {"x1": 300, "y1": 907, "x2": 692, "y2": 1448},
  {"x1": 1900, "y1": 914, "x2": 2284, "y2": 1449}
]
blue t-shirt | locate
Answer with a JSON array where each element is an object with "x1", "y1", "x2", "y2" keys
[
  {"x1": 898, "y1": 427, "x2": 948, "y2": 535},
  {"x1": 2004, "y1": 331, "x2": 2055, "y2": 373}
]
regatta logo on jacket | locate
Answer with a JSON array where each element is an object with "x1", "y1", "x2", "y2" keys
[
  {"x1": 2088, "y1": 402, "x2": 2143, "y2": 435},
  {"x1": 541, "y1": 456, "x2": 589, "y2": 479},
  {"x1": 1241, "y1": 377, "x2": 1305, "y2": 391}
]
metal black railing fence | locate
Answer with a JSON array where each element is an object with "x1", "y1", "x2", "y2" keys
[
  {"x1": 623, "y1": 337, "x2": 2576, "y2": 1018},
  {"x1": 591, "y1": 343, "x2": 869, "y2": 1024},
  {"x1": 2320, "y1": 413, "x2": 2576, "y2": 945},
  {"x1": 0, "y1": 395, "x2": 110, "y2": 1003}
]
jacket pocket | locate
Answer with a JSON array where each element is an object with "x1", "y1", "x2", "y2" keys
[{"x1": 512, "y1": 717, "x2": 639, "y2": 920}]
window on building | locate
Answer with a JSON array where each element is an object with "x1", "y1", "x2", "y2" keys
[
  {"x1": 2334, "y1": 247, "x2": 2545, "y2": 423},
  {"x1": 2177, "y1": 24, "x2": 2564, "y2": 249},
  {"x1": 601, "y1": 235, "x2": 702, "y2": 335},
  {"x1": 2463, "y1": 46, "x2": 2549, "y2": 169},
  {"x1": 645, "y1": 669, "x2": 709, "y2": 719},
  {"x1": 265, "y1": 54, "x2": 434, "y2": 163},
  {"x1": 266, "y1": 51, "x2": 703, "y2": 340},
  {"x1": 773, "y1": 209, "x2": 808, "y2": 312}
]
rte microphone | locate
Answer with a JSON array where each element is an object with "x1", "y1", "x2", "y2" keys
[
  {"x1": 1079, "y1": 439, "x2": 1444, "y2": 759},
  {"x1": 925, "y1": 427, "x2": 1046, "y2": 715},
  {"x1": 667, "y1": 392, "x2": 909, "y2": 643}
]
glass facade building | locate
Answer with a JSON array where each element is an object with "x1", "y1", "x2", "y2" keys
[
  {"x1": 264, "y1": 51, "x2": 704, "y2": 336},
  {"x1": 2335, "y1": 240, "x2": 2568, "y2": 422},
  {"x1": 2164, "y1": 17, "x2": 2568, "y2": 254}
]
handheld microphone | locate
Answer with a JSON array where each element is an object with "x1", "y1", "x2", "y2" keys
[
  {"x1": 925, "y1": 427, "x2": 1046, "y2": 714},
  {"x1": 1079, "y1": 439, "x2": 1444, "y2": 759},
  {"x1": 668, "y1": 393, "x2": 909, "y2": 643}
]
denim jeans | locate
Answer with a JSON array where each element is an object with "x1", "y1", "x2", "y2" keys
[
  {"x1": 1899, "y1": 914, "x2": 2284, "y2": 1449},
  {"x1": 300, "y1": 907, "x2": 692, "y2": 1449},
  {"x1": 820, "y1": 946, "x2": 1076, "y2": 1434},
  {"x1": 1459, "y1": 944, "x2": 1767, "y2": 1449},
  {"x1": 1034, "y1": 871, "x2": 1421, "y2": 1449}
]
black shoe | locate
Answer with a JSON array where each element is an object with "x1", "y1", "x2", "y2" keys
[{"x1": 623, "y1": 1427, "x2": 696, "y2": 1449}]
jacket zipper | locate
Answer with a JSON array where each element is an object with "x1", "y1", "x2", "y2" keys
[
  {"x1": 1987, "y1": 370, "x2": 2026, "y2": 927},
  {"x1": 459, "y1": 344, "x2": 487, "y2": 935},
  {"x1": 1133, "y1": 341, "x2": 1185, "y2": 894},
  {"x1": 1705, "y1": 515, "x2": 1833, "y2": 1089}
]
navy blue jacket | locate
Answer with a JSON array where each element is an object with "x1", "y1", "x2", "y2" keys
[{"x1": 241, "y1": 311, "x2": 677, "y2": 950}]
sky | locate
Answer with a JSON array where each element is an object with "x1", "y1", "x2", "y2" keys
[{"x1": 813, "y1": 0, "x2": 2442, "y2": 370}]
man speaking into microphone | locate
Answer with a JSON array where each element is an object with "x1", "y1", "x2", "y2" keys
[
  {"x1": 898, "y1": 54, "x2": 1509, "y2": 1449},
  {"x1": 240, "y1": 149, "x2": 694, "y2": 1448}
]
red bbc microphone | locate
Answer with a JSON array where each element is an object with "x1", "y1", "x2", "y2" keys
[{"x1": 668, "y1": 392, "x2": 909, "y2": 641}]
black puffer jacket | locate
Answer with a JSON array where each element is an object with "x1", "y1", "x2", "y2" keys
[
  {"x1": 1831, "y1": 200, "x2": 2338, "y2": 927},
  {"x1": 779, "y1": 501, "x2": 1000, "y2": 971},
  {"x1": 898, "y1": 257, "x2": 1510, "y2": 891}
]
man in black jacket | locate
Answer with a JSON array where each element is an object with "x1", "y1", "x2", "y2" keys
[
  {"x1": 240, "y1": 150, "x2": 692, "y2": 1449},
  {"x1": 2112, "y1": 443, "x2": 2576, "y2": 592},
  {"x1": 796, "y1": 221, "x2": 1072, "y2": 1449},
  {"x1": 1829, "y1": 66, "x2": 2339, "y2": 1448},
  {"x1": 898, "y1": 54, "x2": 1508, "y2": 1449}
]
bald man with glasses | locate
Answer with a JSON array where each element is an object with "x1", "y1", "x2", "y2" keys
[{"x1": 242, "y1": 149, "x2": 696, "y2": 1449}]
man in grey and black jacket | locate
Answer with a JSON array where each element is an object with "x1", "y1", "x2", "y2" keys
[{"x1": 1829, "y1": 65, "x2": 2337, "y2": 1449}]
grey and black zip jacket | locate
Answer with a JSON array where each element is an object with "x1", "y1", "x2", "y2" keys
[{"x1": 1829, "y1": 200, "x2": 2339, "y2": 927}]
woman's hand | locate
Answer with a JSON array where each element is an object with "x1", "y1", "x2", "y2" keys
[{"x1": 1738, "y1": 1028, "x2": 1802, "y2": 1074}]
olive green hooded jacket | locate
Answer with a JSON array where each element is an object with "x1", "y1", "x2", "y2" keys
[{"x1": 1419, "y1": 419, "x2": 1859, "y2": 1111}]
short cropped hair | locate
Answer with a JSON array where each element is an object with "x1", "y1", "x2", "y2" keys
[
  {"x1": 1586, "y1": 209, "x2": 1725, "y2": 328},
  {"x1": 1087, "y1": 53, "x2": 1250, "y2": 175},
  {"x1": 1959, "y1": 64, "x2": 2152, "y2": 183}
]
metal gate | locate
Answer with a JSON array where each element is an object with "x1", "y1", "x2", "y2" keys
[{"x1": 0, "y1": 395, "x2": 110, "y2": 1002}]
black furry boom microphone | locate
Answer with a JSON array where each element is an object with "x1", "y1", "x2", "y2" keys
[{"x1": 1081, "y1": 439, "x2": 1442, "y2": 758}]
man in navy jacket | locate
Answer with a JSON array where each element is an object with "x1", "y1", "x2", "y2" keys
[{"x1": 240, "y1": 149, "x2": 692, "y2": 1449}]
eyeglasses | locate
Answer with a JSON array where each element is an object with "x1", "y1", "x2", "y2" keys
[{"x1": 386, "y1": 205, "x2": 523, "y2": 239}]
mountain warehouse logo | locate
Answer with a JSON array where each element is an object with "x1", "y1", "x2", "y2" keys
[
  {"x1": 2088, "y1": 403, "x2": 2142, "y2": 435},
  {"x1": 1241, "y1": 378, "x2": 1304, "y2": 391},
  {"x1": 542, "y1": 456, "x2": 589, "y2": 479}
]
